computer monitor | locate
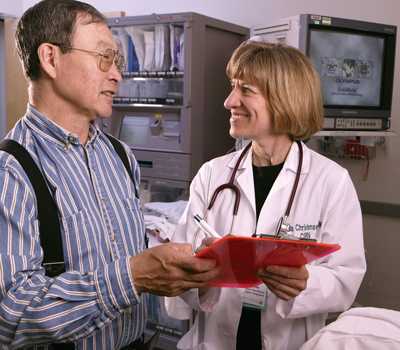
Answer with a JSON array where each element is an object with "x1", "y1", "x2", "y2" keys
[{"x1": 252, "y1": 14, "x2": 397, "y2": 131}]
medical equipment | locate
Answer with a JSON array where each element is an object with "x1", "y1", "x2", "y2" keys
[
  {"x1": 251, "y1": 14, "x2": 397, "y2": 132},
  {"x1": 208, "y1": 140, "x2": 303, "y2": 238},
  {"x1": 103, "y1": 13, "x2": 249, "y2": 188}
]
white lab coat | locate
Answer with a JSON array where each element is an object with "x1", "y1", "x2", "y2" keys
[{"x1": 166, "y1": 141, "x2": 366, "y2": 350}]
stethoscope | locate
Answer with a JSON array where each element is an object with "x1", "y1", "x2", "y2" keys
[{"x1": 207, "y1": 140, "x2": 303, "y2": 238}]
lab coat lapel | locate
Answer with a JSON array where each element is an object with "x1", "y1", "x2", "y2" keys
[
  {"x1": 268, "y1": 141, "x2": 310, "y2": 193},
  {"x1": 269, "y1": 142, "x2": 299, "y2": 194},
  {"x1": 230, "y1": 147, "x2": 256, "y2": 216}
]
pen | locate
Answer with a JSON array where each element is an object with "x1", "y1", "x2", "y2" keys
[{"x1": 193, "y1": 214, "x2": 220, "y2": 239}]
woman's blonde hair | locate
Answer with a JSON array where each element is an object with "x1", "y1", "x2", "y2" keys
[{"x1": 226, "y1": 41, "x2": 324, "y2": 140}]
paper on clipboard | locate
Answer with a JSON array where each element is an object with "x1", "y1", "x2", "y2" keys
[{"x1": 195, "y1": 235, "x2": 341, "y2": 288}]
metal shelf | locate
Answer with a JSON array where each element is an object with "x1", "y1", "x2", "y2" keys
[
  {"x1": 133, "y1": 147, "x2": 184, "y2": 154},
  {"x1": 144, "y1": 330, "x2": 181, "y2": 350},
  {"x1": 314, "y1": 130, "x2": 397, "y2": 137},
  {"x1": 112, "y1": 103, "x2": 183, "y2": 109},
  {"x1": 123, "y1": 76, "x2": 183, "y2": 81},
  {"x1": 122, "y1": 71, "x2": 184, "y2": 79}
]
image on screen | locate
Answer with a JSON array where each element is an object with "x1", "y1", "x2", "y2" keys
[{"x1": 308, "y1": 28, "x2": 384, "y2": 107}]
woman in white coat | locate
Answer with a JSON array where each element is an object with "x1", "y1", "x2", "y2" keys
[{"x1": 166, "y1": 41, "x2": 366, "y2": 350}]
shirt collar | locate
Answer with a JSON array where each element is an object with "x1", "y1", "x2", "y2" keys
[
  {"x1": 282, "y1": 141, "x2": 310, "y2": 175},
  {"x1": 24, "y1": 104, "x2": 100, "y2": 147}
]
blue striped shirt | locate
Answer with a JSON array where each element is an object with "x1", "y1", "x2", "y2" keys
[{"x1": 0, "y1": 105, "x2": 147, "y2": 349}]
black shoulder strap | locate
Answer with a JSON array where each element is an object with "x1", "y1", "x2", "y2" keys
[
  {"x1": 0, "y1": 139, "x2": 65, "y2": 277},
  {"x1": 0, "y1": 137, "x2": 138, "y2": 349},
  {"x1": 105, "y1": 133, "x2": 138, "y2": 198},
  {"x1": 0, "y1": 136, "x2": 138, "y2": 278}
]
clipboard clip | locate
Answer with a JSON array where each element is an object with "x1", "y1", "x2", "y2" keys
[
  {"x1": 254, "y1": 216, "x2": 317, "y2": 242},
  {"x1": 256, "y1": 233, "x2": 317, "y2": 242},
  {"x1": 275, "y1": 215, "x2": 293, "y2": 239}
]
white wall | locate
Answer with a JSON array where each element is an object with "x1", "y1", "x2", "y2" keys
[
  {"x1": 21, "y1": 0, "x2": 400, "y2": 29},
  {"x1": 0, "y1": 20, "x2": 5, "y2": 138},
  {"x1": 1, "y1": 0, "x2": 22, "y2": 139},
  {"x1": 0, "y1": 0, "x2": 22, "y2": 16}
]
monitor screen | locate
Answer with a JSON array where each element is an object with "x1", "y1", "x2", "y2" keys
[{"x1": 308, "y1": 28, "x2": 385, "y2": 108}]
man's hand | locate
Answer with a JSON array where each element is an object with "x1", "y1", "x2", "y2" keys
[
  {"x1": 257, "y1": 265, "x2": 309, "y2": 301},
  {"x1": 195, "y1": 237, "x2": 219, "y2": 297},
  {"x1": 195, "y1": 237, "x2": 218, "y2": 253},
  {"x1": 130, "y1": 243, "x2": 219, "y2": 297}
]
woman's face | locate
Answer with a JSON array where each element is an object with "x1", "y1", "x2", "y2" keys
[{"x1": 224, "y1": 79, "x2": 272, "y2": 141}]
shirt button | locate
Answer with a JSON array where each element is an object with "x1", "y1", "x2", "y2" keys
[{"x1": 110, "y1": 233, "x2": 116, "y2": 242}]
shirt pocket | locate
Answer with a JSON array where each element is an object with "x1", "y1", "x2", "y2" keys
[
  {"x1": 124, "y1": 195, "x2": 141, "y2": 213},
  {"x1": 121, "y1": 196, "x2": 146, "y2": 255},
  {"x1": 61, "y1": 208, "x2": 99, "y2": 273}
]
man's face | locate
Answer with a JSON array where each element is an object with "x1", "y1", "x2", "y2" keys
[{"x1": 54, "y1": 17, "x2": 122, "y2": 120}]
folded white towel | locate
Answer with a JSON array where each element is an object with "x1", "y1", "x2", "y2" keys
[
  {"x1": 301, "y1": 307, "x2": 400, "y2": 350},
  {"x1": 144, "y1": 200, "x2": 188, "y2": 224}
]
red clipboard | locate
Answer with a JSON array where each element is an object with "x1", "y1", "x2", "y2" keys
[{"x1": 196, "y1": 235, "x2": 341, "y2": 288}]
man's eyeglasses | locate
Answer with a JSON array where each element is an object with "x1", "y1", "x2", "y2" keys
[{"x1": 52, "y1": 44, "x2": 125, "y2": 73}]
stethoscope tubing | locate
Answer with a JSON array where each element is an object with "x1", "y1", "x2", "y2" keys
[
  {"x1": 208, "y1": 140, "x2": 303, "y2": 222},
  {"x1": 207, "y1": 142, "x2": 252, "y2": 215}
]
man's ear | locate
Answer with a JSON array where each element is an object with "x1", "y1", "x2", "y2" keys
[{"x1": 37, "y1": 43, "x2": 59, "y2": 79}]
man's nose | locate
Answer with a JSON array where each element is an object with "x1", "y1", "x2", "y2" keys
[{"x1": 108, "y1": 62, "x2": 123, "y2": 82}]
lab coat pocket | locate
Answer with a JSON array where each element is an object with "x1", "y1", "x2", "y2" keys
[{"x1": 165, "y1": 296, "x2": 192, "y2": 320}]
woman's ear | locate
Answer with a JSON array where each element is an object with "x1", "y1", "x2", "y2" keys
[{"x1": 36, "y1": 43, "x2": 59, "y2": 79}]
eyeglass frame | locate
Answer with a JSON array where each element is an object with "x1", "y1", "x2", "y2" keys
[{"x1": 49, "y1": 42, "x2": 125, "y2": 73}]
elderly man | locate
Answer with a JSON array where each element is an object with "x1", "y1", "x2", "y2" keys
[{"x1": 0, "y1": 1, "x2": 218, "y2": 349}]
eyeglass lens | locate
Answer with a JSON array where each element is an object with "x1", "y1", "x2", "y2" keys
[{"x1": 99, "y1": 48, "x2": 125, "y2": 73}]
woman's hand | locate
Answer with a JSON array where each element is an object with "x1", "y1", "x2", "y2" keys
[{"x1": 257, "y1": 265, "x2": 309, "y2": 301}]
